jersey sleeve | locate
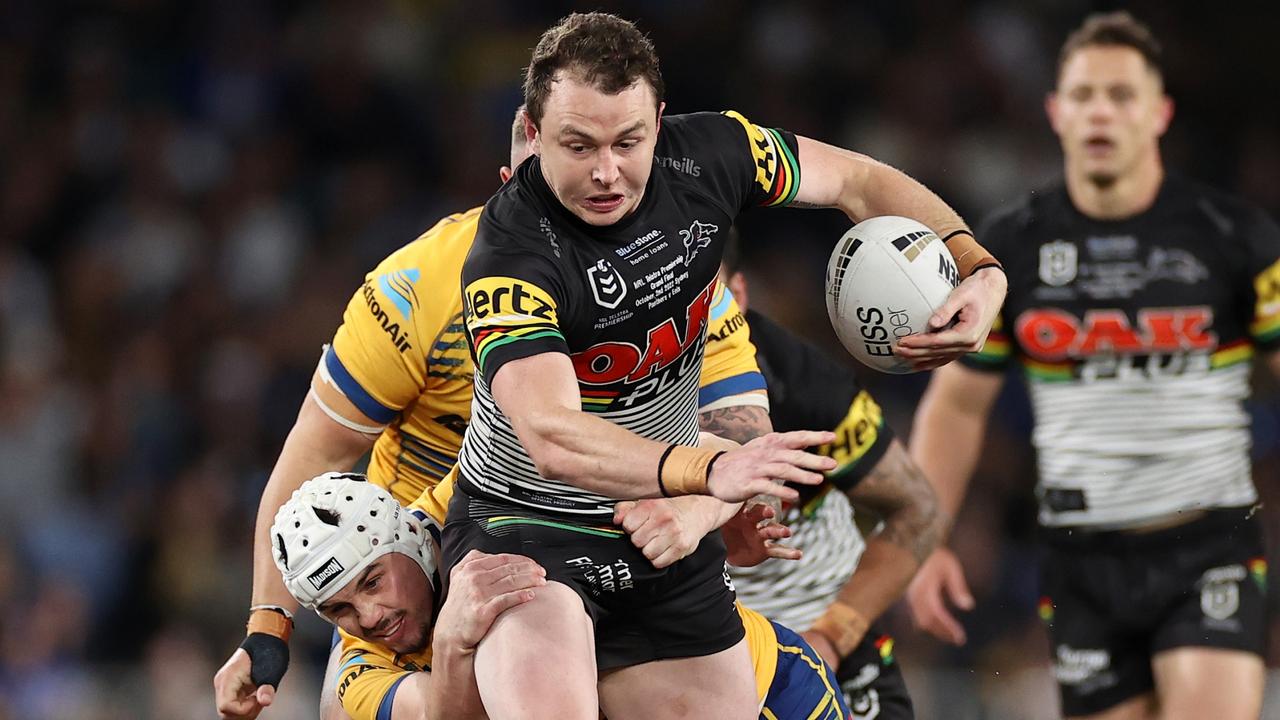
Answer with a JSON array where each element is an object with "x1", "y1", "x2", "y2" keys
[
  {"x1": 719, "y1": 111, "x2": 802, "y2": 209},
  {"x1": 817, "y1": 389, "x2": 895, "y2": 493},
  {"x1": 326, "y1": 264, "x2": 430, "y2": 426},
  {"x1": 333, "y1": 635, "x2": 417, "y2": 720},
  {"x1": 462, "y1": 221, "x2": 571, "y2": 384},
  {"x1": 959, "y1": 209, "x2": 1015, "y2": 372},
  {"x1": 698, "y1": 280, "x2": 768, "y2": 411},
  {"x1": 1243, "y1": 207, "x2": 1280, "y2": 350}
]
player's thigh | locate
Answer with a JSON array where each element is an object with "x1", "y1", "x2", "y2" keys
[
  {"x1": 1066, "y1": 694, "x2": 1155, "y2": 720},
  {"x1": 598, "y1": 637, "x2": 758, "y2": 720},
  {"x1": 1152, "y1": 647, "x2": 1263, "y2": 720},
  {"x1": 320, "y1": 632, "x2": 354, "y2": 720},
  {"x1": 474, "y1": 579, "x2": 598, "y2": 720}
]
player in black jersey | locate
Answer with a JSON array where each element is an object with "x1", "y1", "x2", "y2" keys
[
  {"x1": 715, "y1": 238, "x2": 944, "y2": 720},
  {"x1": 447, "y1": 12, "x2": 1007, "y2": 720},
  {"x1": 905, "y1": 12, "x2": 1279, "y2": 720}
]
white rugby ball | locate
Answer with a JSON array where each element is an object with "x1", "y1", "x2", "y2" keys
[{"x1": 825, "y1": 216, "x2": 959, "y2": 374}]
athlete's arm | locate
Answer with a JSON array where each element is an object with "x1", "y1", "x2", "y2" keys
[
  {"x1": 904, "y1": 361, "x2": 1005, "y2": 645},
  {"x1": 215, "y1": 378, "x2": 380, "y2": 719},
  {"x1": 490, "y1": 352, "x2": 834, "y2": 503},
  {"x1": 251, "y1": 376, "x2": 379, "y2": 612},
  {"x1": 805, "y1": 440, "x2": 941, "y2": 662},
  {"x1": 789, "y1": 135, "x2": 1007, "y2": 368}
]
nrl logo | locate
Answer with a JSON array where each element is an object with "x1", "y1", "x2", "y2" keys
[
  {"x1": 587, "y1": 259, "x2": 626, "y2": 310},
  {"x1": 1039, "y1": 240, "x2": 1078, "y2": 286},
  {"x1": 681, "y1": 220, "x2": 718, "y2": 264}
]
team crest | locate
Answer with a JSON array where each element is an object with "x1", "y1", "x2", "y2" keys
[
  {"x1": 681, "y1": 220, "x2": 718, "y2": 264},
  {"x1": 1039, "y1": 240, "x2": 1078, "y2": 286},
  {"x1": 587, "y1": 259, "x2": 626, "y2": 309},
  {"x1": 1201, "y1": 578, "x2": 1240, "y2": 620}
]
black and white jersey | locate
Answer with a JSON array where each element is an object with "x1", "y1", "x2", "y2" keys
[
  {"x1": 458, "y1": 112, "x2": 801, "y2": 517},
  {"x1": 964, "y1": 176, "x2": 1280, "y2": 528},
  {"x1": 728, "y1": 309, "x2": 895, "y2": 630}
]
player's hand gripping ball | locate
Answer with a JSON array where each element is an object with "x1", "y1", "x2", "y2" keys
[{"x1": 825, "y1": 216, "x2": 959, "y2": 374}]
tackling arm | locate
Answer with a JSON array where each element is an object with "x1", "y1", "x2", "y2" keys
[{"x1": 807, "y1": 440, "x2": 942, "y2": 658}]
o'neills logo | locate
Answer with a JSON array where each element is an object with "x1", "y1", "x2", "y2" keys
[{"x1": 308, "y1": 557, "x2": 345, "y2": 591}]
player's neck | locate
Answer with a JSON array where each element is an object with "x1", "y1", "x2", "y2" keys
[{"x1": 1064, "y1": 152, "x2": 1164, "y2": 222}]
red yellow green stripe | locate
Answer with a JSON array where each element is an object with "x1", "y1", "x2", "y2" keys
[
  {"x1": 763, "y1": 127, "x2": 800, "y2": 207},
  {"x1": 1211, "y1": 339, "x2": 1254, "y2": 369},
  {"x1": 475, "y1": 326, "x2": 563, "y2": 369},
  {"x1": 1038, "y1": 596, "x2": 1054, "y2": 623},
  {"x1": 1023, "y1": 358, "x2": 1074, "y2": 382},
  {"x1": 1250, "y1": 557, "x2": 1267, "y2": 592},
  {"x1": 1250, "y1": 314, "x2": 1280, "y2": 343},
  {"x1": 874, "y1": 635, "x2": 895, "y2": 665}
]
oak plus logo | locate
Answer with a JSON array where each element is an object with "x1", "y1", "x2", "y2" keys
[{"x1": 587, "y1": 258, "x2": 626, "y2": 309}]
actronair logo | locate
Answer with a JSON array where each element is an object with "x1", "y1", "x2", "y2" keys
[{"x1": 308, "y1": 557, "x2": 345, "y2": 592}]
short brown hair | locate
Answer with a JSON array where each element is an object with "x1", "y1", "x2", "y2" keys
[
  {"x1": 523, "y1": 13, "x2": 664, "y2": 126},
  {"x1": 1058, "y1": 11, "x2": 1163, "y2": 80},
  {"x1": 511, "y1": 104, "x2": 528, "y2": 150}
]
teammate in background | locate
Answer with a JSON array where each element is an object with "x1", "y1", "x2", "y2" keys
[
  {"x1": 260, "y1": 472, "x2": 852, "y2": 720},
  {"x1": 212, "y1": 105, "x2": 787, "y2": 720},
  {"x1": 716, "y1": 237, "x2": 940, "y2": 720},
  {"x1": 448, "y1": 12, "x2": 1005, "y2": 720},
  {"x1": 904, "y1": 12, "x2": 1278, "y2": 720}
]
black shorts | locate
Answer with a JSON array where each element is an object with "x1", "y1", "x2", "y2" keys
[
  {"x1": 1039, "y1": 506, "x2": 1268, "y2": 717},
  {"x1": 442, "y1": 485, "x2": 744, "y2": 671},
  {"x1": 834, "y1": 621, "x2": 914, "y2": 720}
]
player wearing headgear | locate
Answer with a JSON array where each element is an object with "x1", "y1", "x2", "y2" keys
[
  {"x1": 905, "y1": 11, "x2": 1278, "y2": 720},
  {"x1": 263, "y1": 471, "x2": 853, "y2": 720}
]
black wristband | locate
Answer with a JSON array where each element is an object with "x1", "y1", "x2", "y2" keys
[
  {"x1": 241, "y1": 632, "x2": 290, "y2": 689},
  {"x1": 656, "y1": 444, "x2": 678, "y2": 497},
  {"x1": 704, "y1": 451, "x2": 727, "y2": 481},
  {"x1": 971, "y1": 261, "x2": 1005, "y2": 274},
  {"x1": 941, "y1": 229, "x2": 975, "y2": 243}
]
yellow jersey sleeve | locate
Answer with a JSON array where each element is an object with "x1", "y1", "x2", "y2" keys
[
  {"x1": 334, "y1": 630, "x2": 433, "y2": 720},
  {"x1": 325, "y1": 209, "x2": 481, "y2": 425},
  {"x1": 698, "y1": 280, "x2": 768, "y2": 411},
  {"x1": 738, "y1": 604, "x2": 779, "y2": 705}
]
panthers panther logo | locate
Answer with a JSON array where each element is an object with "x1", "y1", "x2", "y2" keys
[{"x1": 681, "y1": 220, "x2": 718, "y2": 264}]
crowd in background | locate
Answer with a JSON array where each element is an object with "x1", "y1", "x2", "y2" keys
[{"x1": 1, "y1": 1, "x2": 1277, "y2": 718}]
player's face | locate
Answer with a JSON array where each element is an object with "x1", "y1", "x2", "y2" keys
[
  {"x1": 1047, "y1": 45, "x2": 1171, "y2": 186},
  {"x1": 535, "y1": 75, "x2": 663, "y2": 226},
  {"x1": 318, "y1": 553, "x2": 435, "y2": 655}
]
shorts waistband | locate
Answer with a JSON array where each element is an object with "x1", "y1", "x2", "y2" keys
[{"x1": 1039, "y1": 505, "x2": 1258, "y2": 551}]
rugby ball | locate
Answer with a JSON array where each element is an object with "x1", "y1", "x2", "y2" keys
[{"x1": 825, "y1": 216, "x2": 959, "y2": 374}]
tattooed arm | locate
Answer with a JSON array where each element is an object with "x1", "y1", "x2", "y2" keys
[
  {"x1": 698, "y1": 403, "x2": 781, "y2": 515},
  {"x1": 804, "y1": 438, "x2": 943, "y2": 663}
]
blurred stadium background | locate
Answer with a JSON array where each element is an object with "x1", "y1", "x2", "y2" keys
[{"x1": 1, "y1": 1, "x2": 1277, "y2": 718}]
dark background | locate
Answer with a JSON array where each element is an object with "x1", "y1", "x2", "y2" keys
[{"x1": 1, "y1": 1, "x2": 1277, "y2": 718}]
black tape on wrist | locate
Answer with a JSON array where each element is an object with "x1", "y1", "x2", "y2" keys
[{"x1": 241, "y1": 632, "x2": 290, "y2": 689}]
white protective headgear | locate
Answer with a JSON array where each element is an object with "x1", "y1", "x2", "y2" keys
[{"x1": 271, "y1": 472, "x2": 438, "y2": 610}]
